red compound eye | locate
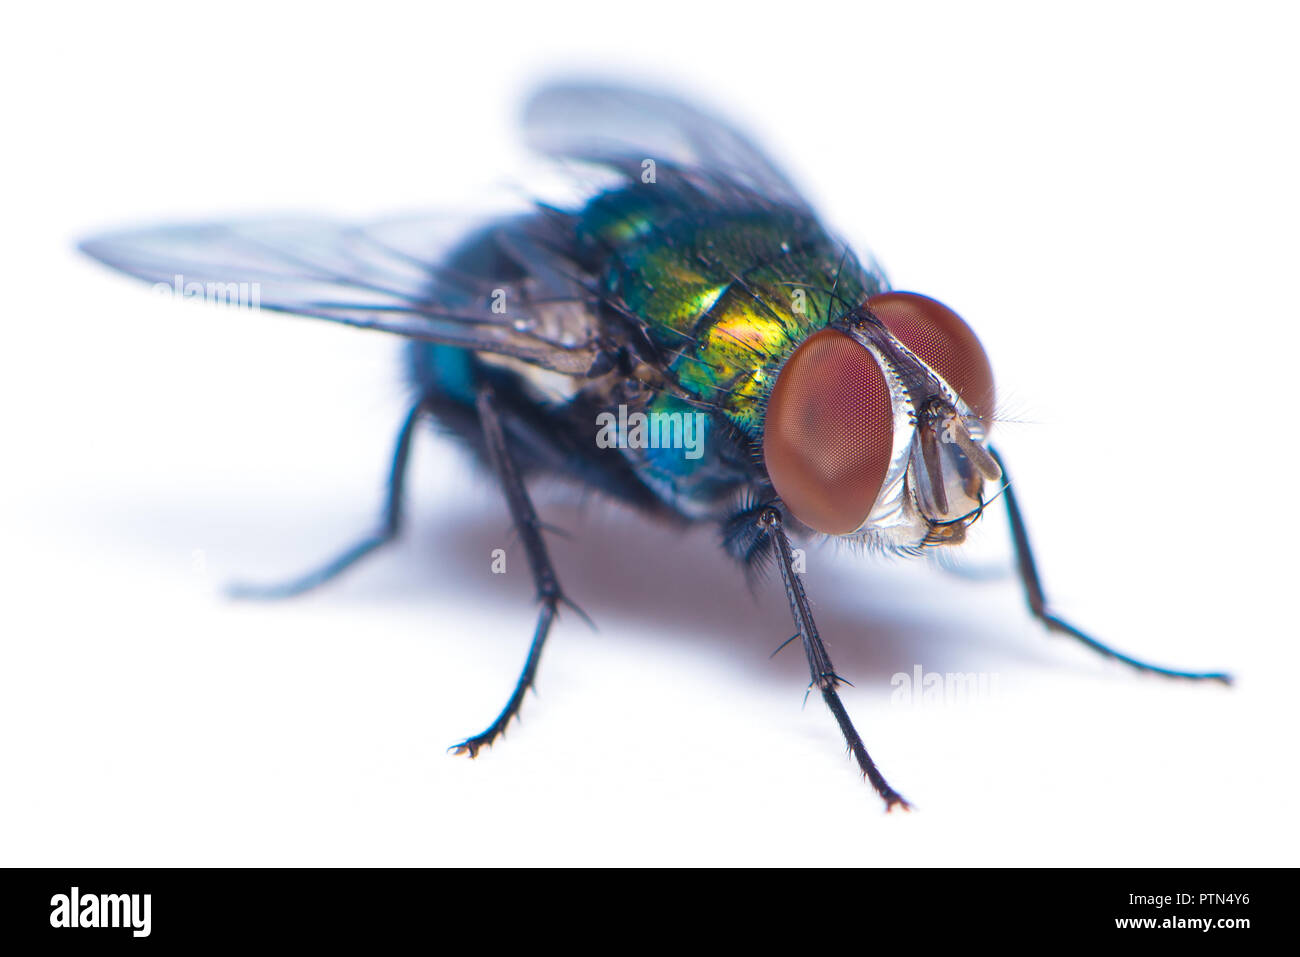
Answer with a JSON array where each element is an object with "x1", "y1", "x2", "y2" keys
[
  {"x1": 867, "y1": 292, "x2": 996, "y2": 427},
  {"x1": 763, "y1": 329, "x2": 894, "y2": 535}
]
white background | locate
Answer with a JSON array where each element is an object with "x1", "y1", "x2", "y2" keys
[{"x1": 2, "y1": 2, "x2": 1296, "y2": 866}]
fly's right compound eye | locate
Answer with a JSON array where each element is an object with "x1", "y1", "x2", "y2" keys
[{"x1": 762, "y1": 329, "x2": 894, "y2": 535}]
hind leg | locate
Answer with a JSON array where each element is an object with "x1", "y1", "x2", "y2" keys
[{"x1": 227, "y1": 398, "x2": 424, "y2": 600}]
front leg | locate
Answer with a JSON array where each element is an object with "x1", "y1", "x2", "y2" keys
[
  {"x1": 756, "y1": 507, "x2": 911, "y2": 812},
  {"x1": 989, "y1": 446, "x2": 1231, "y2": 684}
]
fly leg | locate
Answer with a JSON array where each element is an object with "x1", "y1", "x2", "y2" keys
[
  {"x1": 450, "y1": 384, "x2": 581, "y2": 757},
  {"x1": 227, "y1": 398, "x2": 424, "y2": 599},
  {"x1": 989, "y1": 446, "x2": 1231, "y2": 683},
  {"x1": 757, "y1": 507, "x2": 911, "y2": 811}
]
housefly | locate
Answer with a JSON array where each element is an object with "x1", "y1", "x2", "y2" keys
[{"x1": 79, "y1": 84, "x2": 1230, "y2": 810}]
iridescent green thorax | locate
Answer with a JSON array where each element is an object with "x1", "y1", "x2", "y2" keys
[{"x1": 579, "y1": 183, "x2": 885, "y2": 435}]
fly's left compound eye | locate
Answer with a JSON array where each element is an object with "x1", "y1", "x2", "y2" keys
[
  {"x1": 762, "y1": 329, "x2": 894, "y2": 535},
  {"x1": 866, "y1": 291, "x2": 996, "y2": 427}
]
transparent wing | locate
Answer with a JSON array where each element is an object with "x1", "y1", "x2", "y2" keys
[
  {"x1": 523, "y1": 82, "x2": 813, "y2": 212},
  {"x1": 79, "y1": 214, "x2": 606, "y2": 375}
]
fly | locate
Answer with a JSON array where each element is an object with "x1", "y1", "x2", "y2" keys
[{"x1": 78, "y1": 83, "x2": 1231, "y2": 811}]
